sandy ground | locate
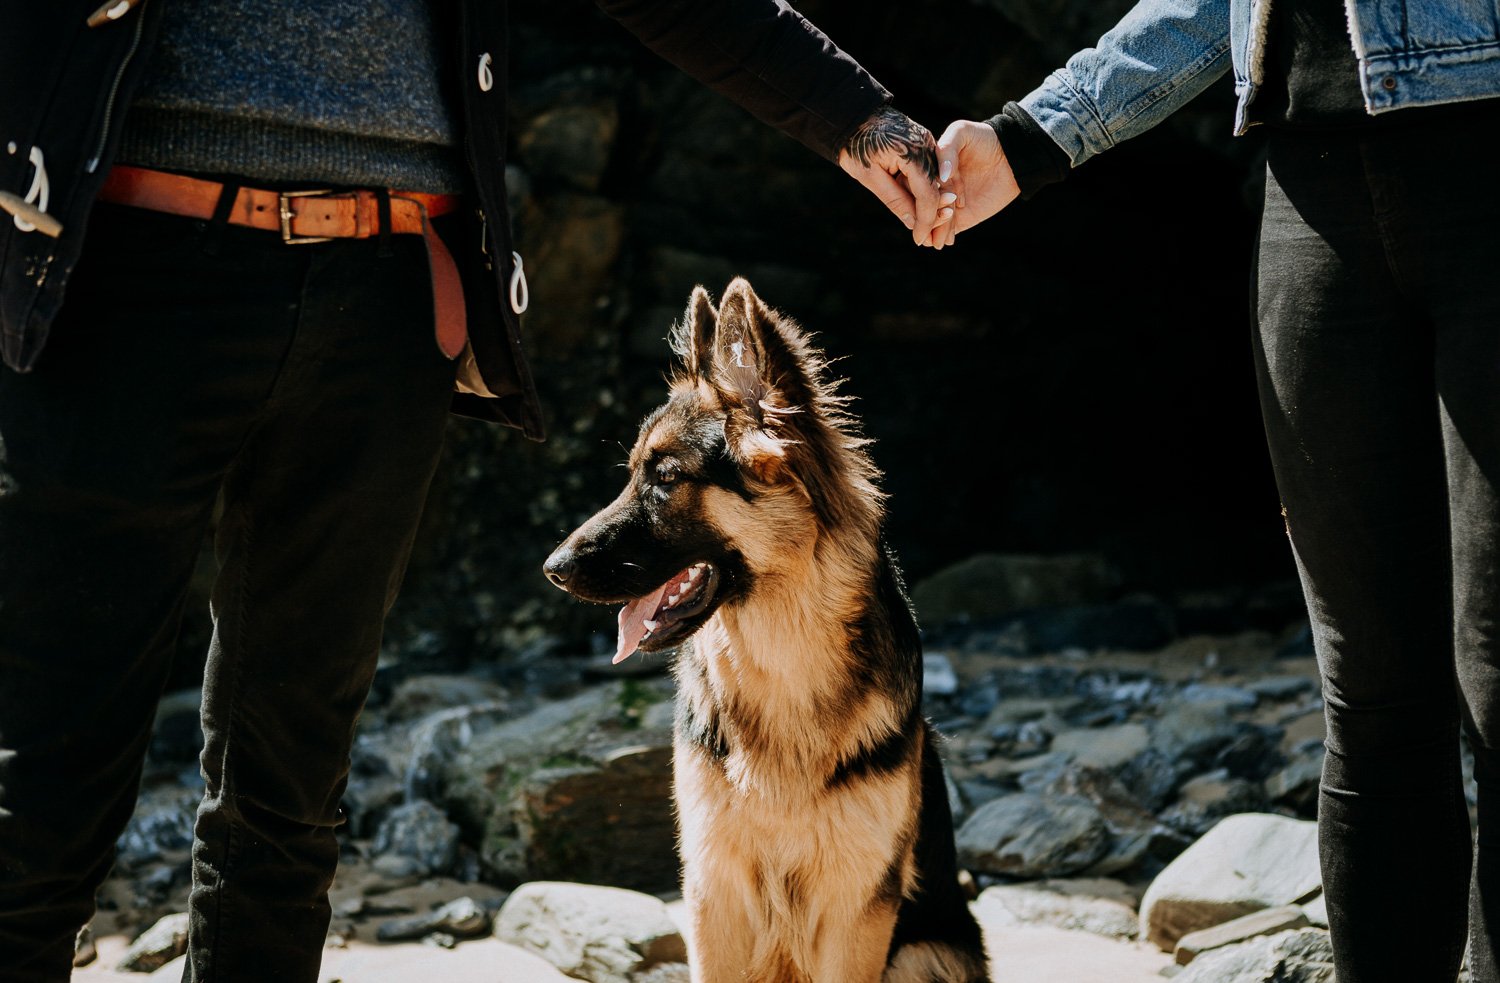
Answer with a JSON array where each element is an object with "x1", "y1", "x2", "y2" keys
[{"x1": 72, "y1": 915, "x2": 1176, "y2": 982}]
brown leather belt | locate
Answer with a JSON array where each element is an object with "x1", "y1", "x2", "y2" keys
[{"x1": 97, "y1": 165, "x2": 468, "y2": 359}]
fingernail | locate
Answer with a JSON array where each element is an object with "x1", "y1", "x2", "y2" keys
[
  {"x1": 902, "y1": 213, "x2": 914, "y2": 229},
  {"x1": 939, "y1": 159, "x2": 953, "y2": 182},
  {"x1": 940, "y1": 192, "x2": 958, "y2": 206},
  {"x1": 939, "y1": 207, "x2": 954, "y2": 221}
]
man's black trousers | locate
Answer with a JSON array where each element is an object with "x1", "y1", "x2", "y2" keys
[{"x1": 0, "y1": 201, "x2": 458, "y2": 982}]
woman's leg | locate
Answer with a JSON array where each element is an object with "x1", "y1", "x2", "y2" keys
[{"x1": 1253, "y1": 127, "x2": 1471, "y2": 982}]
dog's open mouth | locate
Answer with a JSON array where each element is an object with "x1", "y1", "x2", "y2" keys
[{"x1": 615, "y1": 561, "x2": 719, "y2": 664}]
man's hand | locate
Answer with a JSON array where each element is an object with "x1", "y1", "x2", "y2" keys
[
  {"x1": 838, "y1": 106, "x2": 956, "y2": 248},
  {"x1": 934, "y1": 119, "x2": 1020, "y2": 241}
]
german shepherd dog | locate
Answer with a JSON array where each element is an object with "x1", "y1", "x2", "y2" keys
[{"x1": 542, "y1": 278, "x2": 990, "y2": 983}]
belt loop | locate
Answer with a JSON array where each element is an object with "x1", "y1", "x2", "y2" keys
[
  {"x1": 199, "y1": 179, "x2": 241, "y2": 256},
  {"x1": 375, "y1": 188, "x2": 394, "y2": 259}
]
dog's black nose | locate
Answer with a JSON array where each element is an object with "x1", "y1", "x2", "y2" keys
[{"x1": 543, "y1": 551, "x2": 576, "y2": 588}]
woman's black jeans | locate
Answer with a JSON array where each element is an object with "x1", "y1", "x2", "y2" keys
[
  {"x1": 0, "y1": 202, "x2": 458, "y2": 982},
  {"x1": 1254, "y1": 111, "x2": 1500, "y2": 981}
]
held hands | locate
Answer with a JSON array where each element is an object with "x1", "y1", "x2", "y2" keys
[
  {"x1": 840, "y1": 109, "x2": 1021, "y2": 249},
  {"x1": 837, "y1": 106, "x2": 956, "y2": 247}
]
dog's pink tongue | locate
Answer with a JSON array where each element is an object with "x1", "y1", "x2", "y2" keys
[{"x1": 615, "y1": 585, "x2": 668, "y2": 664}]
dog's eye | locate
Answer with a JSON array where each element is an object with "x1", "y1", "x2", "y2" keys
[{"x1": 655, "y1": 465, "x2": 679, "y2": 486}]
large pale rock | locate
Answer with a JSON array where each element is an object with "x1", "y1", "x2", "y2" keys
[
  {"x1": 974, "y1": 880, "x2": 1138, "y2": 939},
  {"x1": 956, "y1": 793, "x2": 1109, "y2": 878},
  {"x1": 1139, "y1": 813, "x2": 1321, "y2": 950},
  {"x1": 495, "y1": 881, "x2": 687, "y2": 983},
  {"x1": 1171, "y1": 928, "x2": 1334, "y2": 982},
  {"x1": 1174, "y1": 905, "x2": 1311, "y2": 964},
  {"x1": 117, "y1": 912, "x2": 190, "y2": 973}
]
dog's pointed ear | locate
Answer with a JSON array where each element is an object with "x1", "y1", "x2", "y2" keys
[
  {"x1": 671, "y1": 286, "x2": 718, "y2": 381},
  {"x1": 708, "y1": 277, "x2": 816, "y2": 481}
]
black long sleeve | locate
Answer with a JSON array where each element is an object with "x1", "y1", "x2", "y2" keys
[
  {"x1": 594, "y1": 0, "x2": 891, "y2": 162},
  {"x1": 987, "y1": 102, "x2": 1071, "y2": 199}
]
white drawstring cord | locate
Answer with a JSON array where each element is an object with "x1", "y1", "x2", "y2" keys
[
  {"x1": 509, "y1": 251, "x2": 529, "y2": 314},
  {"x1": 13, "y1": 147, "x2": 50, "y2": 234}
]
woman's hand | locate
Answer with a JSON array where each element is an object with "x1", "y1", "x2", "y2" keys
[
  {"x1": 930, "y1": 119, "x2": 1021, "y2": 245},
  {"x1": 838, "y1": 106, "x2": 956, "y2": 248}
]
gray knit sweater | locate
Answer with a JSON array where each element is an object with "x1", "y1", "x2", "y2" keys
[{"x1": 117, "y1": 0, "x2": 466, "y2": 193}]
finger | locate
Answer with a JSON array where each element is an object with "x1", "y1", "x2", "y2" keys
[
  {"x1": 861, "y1": 165, "x2": 918, "y2": 231},
  {"x1": 936, "y1": 120, "x2": 970, "y2": 209},
  {"x1": 901, "y1": 158, "x2": 942, "y2": 246}
]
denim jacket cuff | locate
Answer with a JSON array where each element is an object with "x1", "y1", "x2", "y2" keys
[{"x1": 1018, "y1": 69, "x2": 1118, "y2": 168}]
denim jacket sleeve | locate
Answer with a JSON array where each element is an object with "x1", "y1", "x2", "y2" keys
[{"x1": 1018, "y1": 0, "x2": 1234, "y2": 168}]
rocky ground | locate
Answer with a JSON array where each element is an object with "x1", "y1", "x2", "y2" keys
[{"x1": 72, "y1": 554, "x2": 1480, "y2": 981}]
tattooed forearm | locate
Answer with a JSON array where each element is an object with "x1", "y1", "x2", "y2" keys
[{"x1": 844, "y1": 106, "x2": 939, "y2": 182}]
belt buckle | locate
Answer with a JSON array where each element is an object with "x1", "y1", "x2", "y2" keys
[{"x1": 278, "y1": 189, "x2": 335, "y2": 244}]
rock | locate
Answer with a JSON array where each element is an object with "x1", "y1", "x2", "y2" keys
[
  {"x1": 73, "y1": 925, "x2": 96, "y2": 968},
  {"x1": 1050, "y1": 723, "x2": 1150, "y2": 770},
  {"x1": 398, "y1": 702, "x2": 515, "y2": 804},
  {"x1": 428, "y1": 682, "x2": 680, "y2": 892},
  {"x1": 910, "y1": 553, "x2": 1120, "y2": 625},
  {"x1": 376, "y1": 896, "x2": 493, "y2": 943},
  {"x1": 1301, "y1": 892, "x2": 1327, "y2": 927},
  {"x1": 632, "y1": 964, "x2": 692, "y2": 983},
  {"x1": 494, "y1": 881, "x2": 687, "y2": 983},
  {"x1": 1266, "y1": 744, "x2": 1325, "y2": 815},
  {"x1": 1171, "y1": 928, "x2": 1334, "y2": 982},
  {"x1": 148, "y1": 688, "x2": 204, "y2": 766},
  {"x1": 974, "y1": 880, "x2": 1139, "y2": 939},
  {"x1": 518, "y1": 101, "x2": 620, "y2": 193},
  {"x1": 1174, "y1": 905, "x2": 1311, "y2": 964},
  {"x1": 117, "y1": 912, "x2": 189, "y2": 973},
  {"x1": 1213, "y1": 725, "x2": 1286, "y2": 783},
  {"x1": 955, "y1": 793, "x2": 1109, "y2": 878},
  {"x1": 385, "y1": 674, "x2": 510, "y2": 723},
  {"x1": 1139, "y1": 813, "x2": 1321, "y2": 951},
  {"x1": 1159, "y1": 771, "x2": 1268, "y2": 838},
  {"x1": 1179, "y1": 683, "x2": 1259, "y2": 709},
  {"x1": 372, "y1": 799, "x2": 461, "y2": 877},
  {"x1": 1114, "y1": 748, "x2": 1184, "y2": 812},
  {"x1": 923, "y1": 652, "x2": 960, "y2": 696},
  {"x1": 1151, "y1": 700, "x2": 1250, "y2": 775},
  {"x1": 1246, "y1": 676, "x2": 1316, "y2": 701},
  {"x1": 518, "y1": 744, "x2": 676, "y2": 892},
  {"x1": 115, "y1": 786, "x2": 199, "y2": 869},
  {"x1": 1030, "y1": 764, "x2": 1189, "y2": 877}
]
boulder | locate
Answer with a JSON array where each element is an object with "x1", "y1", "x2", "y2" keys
[
  {"x1": 955, "y1": 793, "x2": 1109, "y2": 878},
  {"x1": 495, "y1": 881, "x2": 687, "y2": 983},
  {"x1": 974, "y1": 880, "x2": 1138, "y2": 939},
  {"x1": 117, "y1": 912, "x2": 189, "y2": 973},
  {"x1": 1171, "y1": 928, "x2": 1334, "y2": 982},
  {"x1": 910, "y1": 553, "x2": 1120, "y2": 625},
  {"x1": 1138, "y1": 813, "x2": 1321, "y2": 951},
  {"x1": 372, "y1": 799, "x2": 461, "y2": 877}
]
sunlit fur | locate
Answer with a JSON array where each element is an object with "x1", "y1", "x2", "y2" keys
[{"x1": 549, "y1": 279, "x2": 990, "y2": 983}]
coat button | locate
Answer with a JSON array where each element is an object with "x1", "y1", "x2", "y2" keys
[
  {"x1": 1381, "y1": 75, "x2": 1397, "y2": 91},
  {"x1": 477, "y1": 53, "x2": 494, "y2": 92}
]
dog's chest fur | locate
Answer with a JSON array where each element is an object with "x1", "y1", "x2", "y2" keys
[{"x1": 670, "y1": 572, "x2": 923, "y2": 971}]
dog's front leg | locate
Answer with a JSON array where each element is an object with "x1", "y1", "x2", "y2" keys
[
  {"x1": 676, "y1": 749, "x2": 766, "y2": 983},
  {"x1": 808, "y1": 900, "x2": 900, "y2": 983}
]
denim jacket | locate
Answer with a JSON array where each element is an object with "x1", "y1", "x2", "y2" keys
[{"x1": 1020, "y1": 0, "x2": 1500, "y2": 166}]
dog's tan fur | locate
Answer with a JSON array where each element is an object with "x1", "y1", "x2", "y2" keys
[{"x1": 546, "y1": 279, "x2": 990, "y2": 983}]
